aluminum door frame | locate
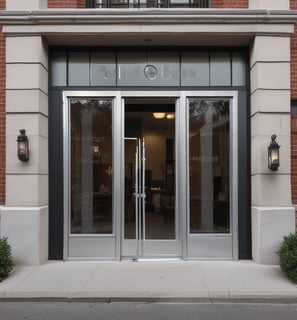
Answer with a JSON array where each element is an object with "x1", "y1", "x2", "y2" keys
[
  {"x1": 63, "y1": 91, "x2": 121, "y2": 260},
  {"x1": 120, "y1": 90, "x2": 238, "y2": 260},
  {"x1": 184, "y1": 91, "x2": 239, "y2": 260},
  {"x1": 120, "y1": 92, "x2": 183, "y2": 259},
  {"x1": 63, "y1": 90, "x2": 238, "y2": 261}
]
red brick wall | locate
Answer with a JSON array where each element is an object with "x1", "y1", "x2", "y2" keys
[
  {"x1": 0, "y1": 26, "x2": 5, "y2": 205},
  {"x1": 291, "y1": 25, "x2": 297, "y2": 100},
  {"x1": 291, "y1": 2, "x2": 297, "y2": 203},
  {"x1": 0, "y1": 0, "x2": 4, "y2": 205},
  {"x1": 48, "y1": 0, "x2": 85, "y2": 8},
  {"x1": 292, "y1": 116, "x2": 297, "y2": 204},
  {"x1": 291, "y1": 0, "x2": 297, "y2": 10},
  {"x1": 0, "y1": 0, "x2": 4, "y2": 204},
  {"x1": 48, "y1": 0, "x2": 250, "y2": 8},
  {"x1": 212, "y1": 0, "x2": 248, "y2": 8},
  {"x1": 291, "y1": 1, "x2": 297, "y2": 98}
]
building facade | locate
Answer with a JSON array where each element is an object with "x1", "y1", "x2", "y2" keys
[{"x1": 0, "y1": 0, "x2": 296, "y2": 265}]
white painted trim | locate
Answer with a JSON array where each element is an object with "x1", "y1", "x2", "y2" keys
[{"x1": 1, "y1": 9, "x2": 297, "y2": 24}]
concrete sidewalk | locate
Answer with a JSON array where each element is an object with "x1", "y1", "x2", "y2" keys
[{"x1": 0, "y1": 260, "x2": 297, "y2": 302}]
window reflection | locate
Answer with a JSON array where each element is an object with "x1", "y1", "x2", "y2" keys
[
  {"x1": 71, "y1": 99, "x2": 113, "y2": 234},
  {"x1": 189, "y1": 98, "x2": 230, "y2": 233}
]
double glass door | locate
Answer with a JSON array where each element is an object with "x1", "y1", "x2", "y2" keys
[{"x1": 64, "y1": 91, "x2": 237, "y2": 260}]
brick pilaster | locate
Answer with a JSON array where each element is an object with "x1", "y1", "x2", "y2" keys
[
  {"x1": 212, "y1": 0, "x2": 248, "y2": 8},
  {"x1": 0, "y1": 26, "x2": 5, "y2": 204},
  {"x1": 48, "y1": 0, "x2": 85, "y2": 7}
]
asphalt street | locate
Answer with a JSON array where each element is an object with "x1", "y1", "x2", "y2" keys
[{"x1": 0, "y1": 302, "x2": 297, "y2": 320}]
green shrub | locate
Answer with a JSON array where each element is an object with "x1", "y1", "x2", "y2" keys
[
  {"x1": 278, "y1": 233, "x2": 297, "y2": 283},
  {"x1": 0, "y1": 237, "x2": 14, "y2": 282}
]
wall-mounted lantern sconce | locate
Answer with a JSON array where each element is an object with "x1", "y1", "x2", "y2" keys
[
  {"x1": 268, "y1": 134, "x2": 280, "y2": 171},
  {"x1": 17, "y1": 129, "x2": 29, "y2": 162}
]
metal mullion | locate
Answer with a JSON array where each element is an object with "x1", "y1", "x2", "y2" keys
[
  {"x1": 135, "y1": 141, "x2": 140, "y2": 259},
  {"x1": 142, "y1": 138, "x2": 146, "y2": 245}
]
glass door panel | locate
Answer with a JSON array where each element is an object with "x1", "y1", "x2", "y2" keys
[
  {"x1": 71, "y1": 98, "x2": 113, "y2": 235},
  {"x1": 122, "y1": 98, "x2": 179, "y2": 258},
  {"x1": 187, "y1": 94, "x2": 237, "y2": 260},
  {"x1": 65, "y1": 95, "x2": 116, "y2": 260},
  {"x1": 189, "y1": 98, "x2": 230, "y2": 234}
]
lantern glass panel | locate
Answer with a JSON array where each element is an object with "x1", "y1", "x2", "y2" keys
[{"x1": 271, "y1": 148, "x2": 279, "y2": 165}]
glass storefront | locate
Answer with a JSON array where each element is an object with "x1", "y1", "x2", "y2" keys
[
  {"x1": 62, "y1": 91, "x2": 238, "y2": 260},
  {"x1": 49, "y1": 48, "x2": 249, "y2": 261}
]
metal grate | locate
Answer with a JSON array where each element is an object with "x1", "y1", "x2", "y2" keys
[{"x1": 86, "y1": 0, "x2": 210, "y2": 8}]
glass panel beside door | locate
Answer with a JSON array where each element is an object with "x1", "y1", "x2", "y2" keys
[
  {"x1": 65, "y1": 96, "x2": 116, "y2": 259},
  {"x1": 189, "y1": 98, "x2": 230, "y2": 234},
  {"x1": 70, "y1": 98, "x2": 113, "y2": 235},
  {"x1": 187, "y1": 95, "x2": 237, "y2": 259}
]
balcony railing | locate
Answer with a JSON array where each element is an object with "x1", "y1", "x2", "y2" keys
[{"x1": 86, "y1": 0, "x2": 211, "y2": 9}]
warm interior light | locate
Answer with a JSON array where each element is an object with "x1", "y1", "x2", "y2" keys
[
  {"x1": 93, "y1": 145, "x2": 100, "y2": 154},
  {"x1": 105, "y1": 165, "x2": 113, "y2": 176},
  {"x1": 166, "y1": 113, "x2": 175, "y2": 119},
  {"x1": 153, "y1": 112, "x2": 166, "y2": 119}
]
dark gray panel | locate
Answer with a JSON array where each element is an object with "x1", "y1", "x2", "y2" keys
[
  {"x1": 49, "y1": 90, "x2": 64, "y2": 260},
  {"x1": 68, "y1": 52, "x2": 90, "y2": 86},
  {"x1": 237, "y1": 90, "x2": 251, "y2": 259}
]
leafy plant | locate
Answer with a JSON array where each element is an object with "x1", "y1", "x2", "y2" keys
[
  {"x1": 0, "y1": 237, "x2": 14, "y2": 282},
  {"x1": 278, "y1": 233, "x2": 297, "y2": 283}
]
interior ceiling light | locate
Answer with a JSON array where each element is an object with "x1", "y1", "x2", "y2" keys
[
  {"x1": 166, "y1": 113, "x2": 175, "y2": 119},
  {"x1": 153, "y1": 112, "x2": 166, "y2": 119}
]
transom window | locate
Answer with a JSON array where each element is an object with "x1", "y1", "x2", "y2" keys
[{"x1": 50, "y1": 49, "x2": 247, "y2": 88}]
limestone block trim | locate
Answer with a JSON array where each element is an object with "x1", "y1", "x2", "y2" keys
[
  {"x1": 6, "y1": 61, "x2": 48, "y2": 74},
  {"x1": 6, "y1": 36, "x2": 48, "y2": 71},
  {"x1": 249, "y1": 0, "x2": 290, "y2": 10},
  {"x1": 252, "y1": 206, "x2": 295, "y2": 265},
  {"x1": 6, "y1": 63, "x2": 48, "y2": 94},
  {"x1": 250, "y1": 36, "x2": 290, "y2": 66},
  {"x1": 0, "y1": 205, "x2": 49, "y2": 266},
  {"x1": 250, "y1": 62, "x2": 290, "y2": 93},
  {"x1": 2, "y1": 23, "x2": 295, "y2": 38},
  {"x1": 251, "y1": 174, "x2": 292, "y2": 207},
  {"x1": 6, "y1": 173, "x2": 48, "y2": 206},
  {"x1": 6, "y1": 89, "x2": 48, "y2": 116},
  {"x1": 250, "y1": 89, "x2": 290, "y2": 116},
  {"x1": 6, "y1": 0, "x2": 47, "y2": 11},
  {"x1": 250, "y1": 112, "x2": 290, "y2": 137},
  {"x1": 250, "y1": 60, "x2": 290, "y2": 72},
  {"x1": 250, "y1": 88, "x2": 289, "y2": 97},
  {"x1": 6, "y1": 113, "x2": 48, "y2": 138}
]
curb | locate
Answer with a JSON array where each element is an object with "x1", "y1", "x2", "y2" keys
[{"x1": 1, "y1": 295, "x2": 297, "y2": 303}]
